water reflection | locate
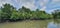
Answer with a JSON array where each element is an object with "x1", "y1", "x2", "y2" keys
[
  {"x1": 47, "y1": 22, "x2": 57, "y2": 28},
  {"x1": 47, "y1": 19, "x2": 60, "y2": 28},
  {"x1": 54, "y1": 19, "x2": 60, "y2": 24}
]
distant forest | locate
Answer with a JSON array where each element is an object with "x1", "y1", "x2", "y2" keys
[{"x1": 0, "y1": 3, "x2": 60, "y2": 22}]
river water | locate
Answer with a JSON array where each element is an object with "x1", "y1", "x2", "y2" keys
[{"x1": 0, "y1": 20, "x2": 60, "y2": 28}]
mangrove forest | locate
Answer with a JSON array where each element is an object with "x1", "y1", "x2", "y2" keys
[{"x1": 0, "y1": 3, "x2": 60, "y2": 22}]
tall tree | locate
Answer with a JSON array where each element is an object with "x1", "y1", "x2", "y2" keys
[
  {"x1": 18, "y1": 6, "x2": 31, "y2": 13},
  {"x1": 52, "y1": 9, "x2": 60, "y2": 19},
  {"x1": 1, "y1": 3, "x2": 16, "y2": 19}
]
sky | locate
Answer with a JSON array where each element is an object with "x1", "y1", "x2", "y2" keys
[{"x1": 0, "y1": 0, "x2": 60, "y2": 13}]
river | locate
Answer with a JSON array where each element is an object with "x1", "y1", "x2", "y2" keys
[{"x1": 0, "y1": 19, "x2": 60, "y2": 28}]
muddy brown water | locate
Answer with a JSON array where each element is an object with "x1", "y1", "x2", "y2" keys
[{"x1": 0, "y1": 20, "x2": 60, "y2": 28}]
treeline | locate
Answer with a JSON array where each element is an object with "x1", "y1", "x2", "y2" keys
[{"x1": 0, "y1": 3, "x2": 60, "y2": 22}]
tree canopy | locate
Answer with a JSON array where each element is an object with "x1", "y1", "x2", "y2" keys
[{"x1": 0, "y1": 3, "x2": 59, "y2": 22}]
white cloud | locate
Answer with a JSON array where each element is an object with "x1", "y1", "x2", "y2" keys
[
  {"x1": 40, "y1": 2, "x2": 45, "y2": 7},
  {"x1": 46, "y1": 8, "x2": 60, "y2": 14},
  {"x1": 51, "y1": 0, "x2": 60, "y2": 4},
  {"x1": 40, "y1": 6, "x2": 46, "y2": 11},
  {"x1": 17, "y1": 0, "x2": 37, "y2": 10},
  {"x1": 38, "y1": 0, "x2": 49, "y2": 7},
  {"x1": 37, "y1": 0, "x2": 49, "y2": 11},
  {"x1": 14, "y1": 0, "x2": 49, "y2": 10},
  {"x1": 0, "y1": 0, "x2": 48, "y2": 10},
  {"x1": 0, "y1": 0, "x2": 15, "y2": 7},
  {"x1": 0, "y1": 0, "x2": 37, "y2": 10},
  {"x1": 0, "y1": 0, "x2": 60, "y2": 12},
  {"x1": 52, "y1": 0, "x2": 60, "y2": 2},
  {"x1": 22, "y1": 2, "x2": 37, "y2": 10}
]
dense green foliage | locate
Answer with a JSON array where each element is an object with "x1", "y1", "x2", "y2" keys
[
  {"x1": 0, "y1": 3, "x2": 60, "y2": 22},
  {"x1": 52, "y1": 9, "x2": 60, "y2": 19}
]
